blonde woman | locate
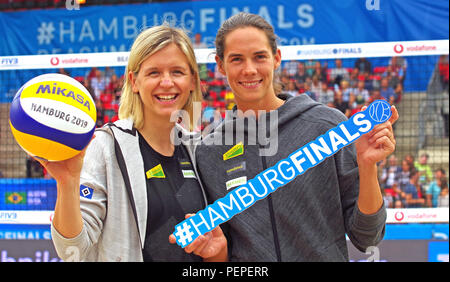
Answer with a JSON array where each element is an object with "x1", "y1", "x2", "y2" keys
[{"x1": 38, "y1": 25, "x2": 227, "y2": 262}]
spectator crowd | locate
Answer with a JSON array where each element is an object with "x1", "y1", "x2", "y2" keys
[
  {"x1": 197, "y1": 57, "x2": 407, "y2": 133},
  {"x1": 379, "y1": 153, "x2": 448, "y2": 208},
  {"x1": 28, "y1": 55, "x2": 450, "y2": 208}
]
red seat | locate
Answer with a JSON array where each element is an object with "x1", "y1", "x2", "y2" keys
[
  {"x1": 373, "y1": 66, "x2": 387, "y2": 74},
  {"x1": 370, "y1": 75, "x2": 381, "y2": 81}
]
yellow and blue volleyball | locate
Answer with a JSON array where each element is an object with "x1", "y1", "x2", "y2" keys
[{"x1": 9, "y1": 73, "x2": 97, "y2": 161}]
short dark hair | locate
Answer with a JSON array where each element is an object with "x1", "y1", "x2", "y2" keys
[
  {"x1": 436, "y1": 168, "x2": 446, "y2": 175},
  {"x1": 215, "y1": 12, "x2": 278, "y2": 61}
]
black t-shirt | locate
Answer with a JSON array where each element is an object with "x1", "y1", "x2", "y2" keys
[{"x1": 138, "y1": 132, "x2": 205, "y2": 262}]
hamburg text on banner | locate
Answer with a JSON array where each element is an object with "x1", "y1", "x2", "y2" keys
[{"x1": 173, "y1": 99, "x2": 392, "y2": 248}]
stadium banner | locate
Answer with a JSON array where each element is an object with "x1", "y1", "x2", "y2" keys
[
  {"x1": 0, "y1": 210, "x2": 54, "y2": 225},
  {"x1": 0, "y1": 239, "x2": 446, "y2": 262},
  {"x1": 0, "y1": 240, "x2": 62, "y2": 262},
  {"x1": 0, "y1": 179, "x2": 56, "y2": 211},
  {"x1": 386, "y1": 208, "x2": 450, "y2": 224},
  {"x1": 1, "y1": 208, "x2": 447, "y2": 225},
  {"x1": 347, "y1": 239, "x2": 449, "y2": 262},
  {"x1": 0, "y1": 0, "x2": 448, "y2": 56},
  {"x1": 1, "y1": 40, "x2": 448, "y2": 70},
  {"x1": 0, "y1": 224, "x2": 52, "y2": 240}
]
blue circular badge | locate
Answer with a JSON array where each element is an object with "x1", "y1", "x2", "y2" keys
[{"x1": 368, "y1": 100, "x2": 391, "y2": 124}]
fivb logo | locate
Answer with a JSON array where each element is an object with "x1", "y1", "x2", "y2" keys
[{"x1": 173, "y1": 99, "x2": 393, "y2": 248}]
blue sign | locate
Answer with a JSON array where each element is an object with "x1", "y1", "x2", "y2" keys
[
  {"x1": 174, "y1": 100, "x2": 392, "y2": 247},
  {"x1": 0, "y1": 224, "x2": 51, "y2": 240},
  {"x1": 428, "y1": 241, "x2": 449, "y2": 262},
  {"x1": 0, "y1": 0, "x2": 448, "y2": 56},
  {"x1": 384, "y1": 223, "x2": 449, "y2": 240}
]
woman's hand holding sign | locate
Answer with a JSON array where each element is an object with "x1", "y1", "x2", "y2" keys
[
  {"x1": 356, "y1": 105, "x2": 399, "y2": 166},
  {"x1": 355, "y1": 104, "x2": 399, "y2": 215},
  {"x1": 169, "y1": 214, "x2": 228, "y2": 261}
]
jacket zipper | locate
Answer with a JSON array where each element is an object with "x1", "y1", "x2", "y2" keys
[{"x1": 261, "y1": 153, "x2": 282, "y2": 262}]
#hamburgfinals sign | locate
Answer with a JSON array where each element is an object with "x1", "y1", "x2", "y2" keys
[{"x1": 174, "y1": 100, "x2": 392, "y2": 248}]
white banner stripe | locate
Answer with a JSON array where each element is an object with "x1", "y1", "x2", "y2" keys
[
  {"x1": 1, "y1": 208, "x2": 448, "y2": 225},
  {"x1": 1, "y1": 40, "x2": 448, "y2": 70},
  {"x1": 386, "y1": 207, "x2": 449, "y2": 223},
  {"x1": 0, "y1": 210, "x2": 54, "y2": 225}
]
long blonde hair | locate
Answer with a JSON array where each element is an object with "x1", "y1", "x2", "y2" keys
[{"x1": 119, "y1": 24, "x2": 202, "y2": 130}]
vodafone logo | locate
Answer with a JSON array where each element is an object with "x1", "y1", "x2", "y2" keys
[
  {"x1": 393, "y1": 44, "x2": 404, "y2": 54},
  {"x1": 50, "y1": 56, "x2": 88, "y2": 66},
  {"x1": 387, "y1": 208, "x2": 448, "y2": 223},
  {"x1": 394, "y1": 211, "x2": 405, "y2": 221},
  {"x1": 50, "y1": 57, "x2": 60, "y2": 66}
]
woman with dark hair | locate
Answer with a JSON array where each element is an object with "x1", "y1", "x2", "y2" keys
[{"x1": 196, "y1": 12, "x2": 398, "y2": 261}]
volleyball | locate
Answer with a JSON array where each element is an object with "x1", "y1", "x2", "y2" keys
[{"x1": 9, "y1": 73, "x2": 97, "y2": 161}]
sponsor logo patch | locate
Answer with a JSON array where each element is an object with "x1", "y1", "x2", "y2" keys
[
  {"x1": 226, "y1": 162, "x2": 246, "y2": 176},
  {"x1": 223, "y1": 142, "x2": 244, "y2": 161},
  {"x1": 80, "y1": 185, "x2": 94, "y2": 199},
  {"x1": 146, "y1": 164, "x2": 166, "y2": 179},
  {"x1": 182, "y1": 169, "x2": 196, "y2": 179},
  {"x1": 226, "y1": 176, "x2": 247, "y2": 190}
]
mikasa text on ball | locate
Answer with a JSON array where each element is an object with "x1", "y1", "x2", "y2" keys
[{"x1": 9, "y1": 73, "x2": 97, "y2": 161}]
